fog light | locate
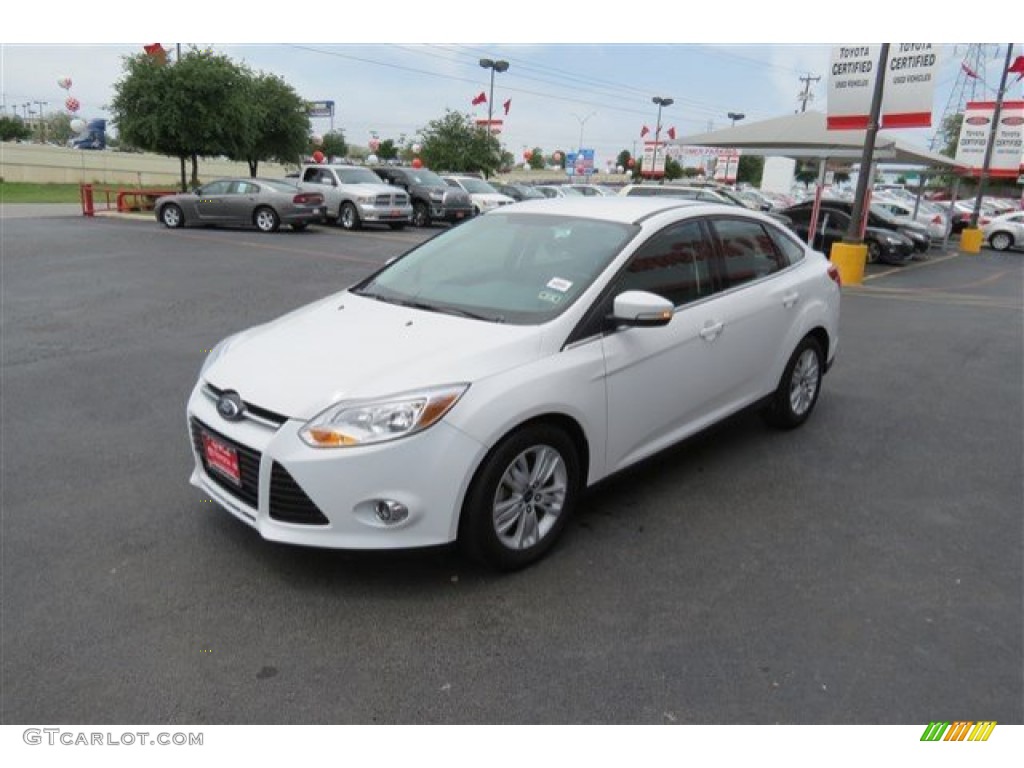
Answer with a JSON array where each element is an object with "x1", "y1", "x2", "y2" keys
[{"x1": 374, "y1": 500, "x2": 409, "y2": 525}]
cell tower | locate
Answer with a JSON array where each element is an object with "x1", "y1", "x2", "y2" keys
[{"x1": 929, "y1": 44, "x2": 997, "y2": 152}]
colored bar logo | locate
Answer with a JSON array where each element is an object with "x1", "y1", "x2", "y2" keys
[{"x1": 920, "y1": 721, "x2": 997, "y2": 741}]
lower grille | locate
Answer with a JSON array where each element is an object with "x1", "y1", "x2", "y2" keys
[
  {"x1": 269, "y1": 462, "x2": 329, "y2": 526},
  {"x1": 190, "y1": 418, "x2": 260, "y2": 508}
]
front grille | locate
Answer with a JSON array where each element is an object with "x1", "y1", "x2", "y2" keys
[
  {"x1": 203, "y1": 383, "x2": 287, "y2": 428},
  {"x1": 374, "y1": 193, "x2": 408, "y2": 207},
  {"x1": 190, "y1": 418, "x2": 261, "y2": 508},
  {"x1": 269, "y1": 462, "x2": 329, "y2": 526}
]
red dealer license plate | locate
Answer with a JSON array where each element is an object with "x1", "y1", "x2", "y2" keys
[{"x1": 202, "y1": 432, "x2": 241, "y2": 486}]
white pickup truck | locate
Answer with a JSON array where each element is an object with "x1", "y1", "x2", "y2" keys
[{"x1": 297, "y1": 164, "x2": 413, "y2": 230}]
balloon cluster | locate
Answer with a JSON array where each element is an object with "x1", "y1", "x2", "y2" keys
[{"x1": 58, "y1": 76, "x2": 81, "y2": 114}]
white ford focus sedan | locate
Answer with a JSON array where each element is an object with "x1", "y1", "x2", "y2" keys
[{"x1": 188, "y1": 198, "x2": 841, "y2": 569}]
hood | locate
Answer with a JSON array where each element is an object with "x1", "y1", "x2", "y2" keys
[
  {"x1": 348, "y1": 182, "x2": 404, "y2": 196},
  {"x1": 441, "y1": 188, "x2": 471, "y2": 206},
  {"x1": 471, "y1": 193, "x2": 515, "y2": 204},
  {"x1": 205, "y1": 293, "x2": 542, "y2": 420}
]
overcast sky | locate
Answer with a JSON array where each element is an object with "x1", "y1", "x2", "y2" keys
[{"x1": 2, "y1": 7, "x2": 1020, "y2": 168}]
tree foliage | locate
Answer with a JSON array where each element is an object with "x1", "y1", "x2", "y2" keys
[
  {"x1": 320, "y1": 130, "x2": 348, "y2": 161},
  {"x1": 737, "y1": 155, "x2": 764, "y2": 186},
  {"x1": 528, "y1": 147, "x2": 545, "y2": 170},
  {"x1": 111, "y1": 47, "x2": 308, "y2": 187},
  {"x1": 939, "y1": 113, "x2": 963, "y2": 159},
  {"x1": 418, "y1": 110, "x2": 501, "y2": 175},
  {"x1": 376, "y1": 139, "x2": 398, "y2": 161},
  {"x1": 0, "y1": 116, "x2": 32, "y2": 142}
]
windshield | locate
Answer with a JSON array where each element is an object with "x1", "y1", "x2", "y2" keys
[
  {"x1": 338, "y1": 167, "x2": 386, "y2": 184},
  {"x1": 405, "y1": 169, "x2": 447, "y2": 187},
  {"x1": 352, "y1": 212, "x2": 637, "y2": 325},
  {"x1": 459, "y1": 178, "x2": 499, "y2": 194}
]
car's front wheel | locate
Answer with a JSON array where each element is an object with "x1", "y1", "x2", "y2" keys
[
  {"x1": 412, "y1": 201, "x2": 430, "y2": 228},
  {"x1": 866, "y1": 240, "x2": 881, "y2": 264},
  {"x1": 160, "y1": 204, "x2": 184, "y2": 229},
  {"x1": 254, "y1": 207, "x2": 280, "y2": 233},
  {"x1": 460, "y1": 423, "x2": 580, "y2": 571},
  {"x1": 339, "y1": 202, "x2": 361, "y2": 231},
  {"x1": 990, "y1": 231, "x2": 1014, "y2": 251},
  {"x1": 763, "y1": 336, "x2": 824, "y2": 430}
]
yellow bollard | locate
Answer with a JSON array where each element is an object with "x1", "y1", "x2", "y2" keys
[
  {"x1": 829, "y1": 242, "x2": 867, "y2": 287},
  {"x1": 960, "y1": 228, "x2": 984, "y2": 254}
]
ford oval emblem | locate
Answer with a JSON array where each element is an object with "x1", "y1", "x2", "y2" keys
[
  {"x1": 216, "y1": 391, "x2": 245, "y2": 422},
  {"x1": 965, "y1": 116, "x2": 990, "y2": 126}
]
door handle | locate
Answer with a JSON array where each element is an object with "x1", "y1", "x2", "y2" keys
[
  {"x1": 782, "y1": 292, "x2": 799, "y2": 308},
  {"x1": 699, "y1": 321, "x2": 724, "y2": 341}
]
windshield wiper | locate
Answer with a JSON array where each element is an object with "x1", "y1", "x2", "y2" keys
[{"x1": 392, "y1": 298, "x2": 504, "y2": 323}]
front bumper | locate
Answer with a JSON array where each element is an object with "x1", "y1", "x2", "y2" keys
[
  {"x1": 187, "y1": 383, "x2": 486, "y2": 549},
  {"x1": 357, "y1": 202, "x2": 413, "y2": 224},
  {"x1": 431, "y1": 205, "x2": 475, "y2": 223}
]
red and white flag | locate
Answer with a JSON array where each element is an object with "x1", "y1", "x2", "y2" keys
[
  {"x1": 640, "y1": 125, "x2": 650, "y2": 137},
  {"x1": 503, "y1": 98, "x2": 511, "y2": 116},
  {"x1": 471, "y1": 92, "x2": 487, "y2": 106}
]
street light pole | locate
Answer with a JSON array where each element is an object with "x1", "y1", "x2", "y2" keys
[
  {"x1": 479, "y1": 58, "x2": 509, "y2": 178},
  {"x1": 651, "y1": 97, "x2": 673, "y2": 181},
  {"x1": 727, "y1": 111, "x2": 745, "y2": 127}
]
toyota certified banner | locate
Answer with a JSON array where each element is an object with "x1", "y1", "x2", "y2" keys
[
  {"x1": 827, "y1": 44, "x2": 942, "y2": 130},
  {"x1": 955, "y1": 101, "x2": 1024, "y2": 178}
]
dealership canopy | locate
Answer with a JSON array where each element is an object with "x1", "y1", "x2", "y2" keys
[{"x1": 670, "y1": 111, "x2": 958, "y2": 167}]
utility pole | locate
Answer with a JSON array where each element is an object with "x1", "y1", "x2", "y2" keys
[
  {"x1": 798, "y1": 73, "x2": 821, "y2": 113},
  {"x1": 969, "y1": 44, "x2": 1016, "y2": 228},
  {"x1": 34, "y1": 100, "x2": 48, "y2": 142}
]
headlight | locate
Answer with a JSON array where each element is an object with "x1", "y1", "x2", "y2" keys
[{"x1": 300, "y1": 384, "x2": 468, "y2": 448}]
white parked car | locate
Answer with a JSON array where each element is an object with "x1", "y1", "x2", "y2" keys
[
  {"x1": 872, "y1": 197, "x2": 948, "y2": 240},
  {"x1": 188, "y1": 198, "x2": 841, "y2": 570},
  {"x1": 982, "y1": 211, "x2": 1024, "y2": 251},
  {"x1": 442, "y1": 175, "x2": 514, "y2": 215}
]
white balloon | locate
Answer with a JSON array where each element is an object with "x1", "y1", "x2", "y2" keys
[
  {"x1": 311, "y1": 134, "x2": 323, "y2": 145},
  {"x1": 366, "y1": 154, "x2": 378, "y2": 164},
  {"x1": 411, "y1": 143, "x2": 422, "y2": 154},
  {"x1": 70, "y1": 118, "x2": 86, "y2": 133}
]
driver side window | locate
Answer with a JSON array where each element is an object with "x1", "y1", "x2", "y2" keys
[{"x1": 615, "y1": 221, "x2": 715, "y2": 307}]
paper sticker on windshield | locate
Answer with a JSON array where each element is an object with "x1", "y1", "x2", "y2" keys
[
  {"x1": 546, "y1": 277, "x2": 573, "y2": 293},
  {"x1": 538, "y1": 290, "x2": 564, "y2": 305}
]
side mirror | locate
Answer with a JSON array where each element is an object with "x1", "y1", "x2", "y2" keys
[{"x1": 609, "y1": 291, "x2": 673, "y2": 328}]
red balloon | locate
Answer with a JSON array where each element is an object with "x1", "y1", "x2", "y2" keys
[
  {"x1": 312, "y1": 150, "x2": 324, "y2": 164},
  {"x1": 65, "y1": 96, "x2": 81, "y2": 113},
  {"x1": 523, "y1": 150, "x2": 533, "y2": 160},
  {"x1": 411, "y1": 157, "x2": 423, "y2": 169},
  {"x1": 627, "y1": 157, "x2": 636, "y2": 168}
]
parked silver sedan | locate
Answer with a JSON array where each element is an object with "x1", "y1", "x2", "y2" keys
[{"x1": 155, "y1": 178, "x2": 327, "y2": 233}]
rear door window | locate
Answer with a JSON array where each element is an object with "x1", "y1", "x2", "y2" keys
[{"x1": 710, "y1": 218, "x2": 786, "y2": 289}]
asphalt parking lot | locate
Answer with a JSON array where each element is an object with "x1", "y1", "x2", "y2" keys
[{"x1": 1, "y1": 206, "x2": 1021, "y2": 725}]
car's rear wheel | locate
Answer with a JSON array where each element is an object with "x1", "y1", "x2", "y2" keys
[
  {"x1": 990, "y1": 231, "x2": 1014, "y2": 251},
  {"x1": 412, "y1": 202, "x2": 430, "y2": 228},
  {"x1": 254, "y1": 207, "x2": 280, "y2": 233},
  {"x1": 460, "y1": 423, "x2": 580, "y2": 571},
  {"x1": 339, "y1": 202, "x2": 361, "y2": 231},
  {"x1": 763, "y1": 336, "x2": 824, "y2": 430},
  {"x1": 160, "y1": 204, "x2": 184, "y2": 229}
]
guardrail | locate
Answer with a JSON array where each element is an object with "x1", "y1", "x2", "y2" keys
[{"x1": 79, "y1": 183, "x2": 177, "y2": 216}]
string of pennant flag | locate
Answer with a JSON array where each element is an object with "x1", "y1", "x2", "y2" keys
[
  {"x1": 470, "y1": 92, "x2": 512, "y2": 115},
  {"x1": 640, "y1": 125, "x2": 676, "y2": 139}
]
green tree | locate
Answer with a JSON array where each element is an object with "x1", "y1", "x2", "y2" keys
[
  {"x1": 320, "y1": 130, "x2": 347, "y2": 161},
  {"x1": 528, "y1": 146, "x2": 545, "y2": 171},
  {"x1": 939, "y1": 113, "x2": 963, "y2": 159},
  {"x1": 0, "y1": 115, "x2": 31, "y2": 142},
  {"x1": 228, "y1": 72, "x2": 310, "y2": 177},
  {"x1": 616, "y1": 149, "x2": 632, "y2": 171},
  {"x1": 376, "y1": 139, "x2": 399, "y2": 161},
  {"x1": 111, "y1": 47, "x2": 251, "y2": 190},
  {"x1": 418, "y1": 110, "x2": 501, "y2": 176},
  {"x1": 664, "y1": 156, "x2": 684, "y2": 180},
  {"x1": 737, "y1": 155, "x2": 764, "y2": 186},
  {"x1": 46, "y1": 112, "x2": 74, "y2": 146}
]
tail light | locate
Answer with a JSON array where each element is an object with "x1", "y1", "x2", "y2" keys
[
  {"x1": 293, "y1": 193, "x2": 322, "y2": 205},
  {"x1": 931, "y1": 215, "x2": 943, "y2": 225},
  {"x1": 827, "y1": 264, "x2": 842, "y2": 288}
]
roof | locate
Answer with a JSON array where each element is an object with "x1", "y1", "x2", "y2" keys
[
  {"x1": 672, "y1": 111, "x2": 958, "y2": 168},
  {"x1": 495, "y1": 196, "x2": 743, "y2": 224}
]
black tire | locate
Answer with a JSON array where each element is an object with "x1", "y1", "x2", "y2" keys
[
  {"x1": 388, "y1": 223, "x2": 406, "y2": 231},
  {"x1": 989, "y1": 231, "x2": 1014, "y2": 252},
  {"x1": 339, "y1": 202, "x2": 361, "y2": 231},
  {"x1": 866, "y1": 240, "x2": 881, "y2": 264},
  {"x1": 253, "y1": 207, "x2": 280, "y2": 233},
  {"x1": 412, "y1": 201, "x2": 430, "y2": 228},
  {"x1": 160, "y1": 203, "x2": 184, "y2": 229},
  {"x1": 459, "y1": 423, "x2": 580, "y2": 571},
  {"x1": 762, "y1": 336, "x2": 824, "y2": 430},
  {"x1": 291, "y1": 222, "x2": 308, "y2": 231}
]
